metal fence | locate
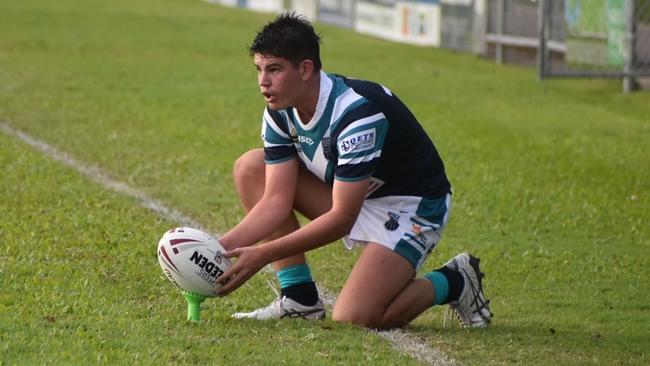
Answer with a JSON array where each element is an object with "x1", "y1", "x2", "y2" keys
[
  {"x1": 485, "y1": 0, "x2": 540, "y2": 65},
  {"x1": 210, "y1": 0, "x2": 650, "y2": 90},
  {"x1": 440, "y1": 1, "x2": 477, "y2": 52},
  {"x1": 539, "y1": 0, "x2": 650, "y2": 85}
]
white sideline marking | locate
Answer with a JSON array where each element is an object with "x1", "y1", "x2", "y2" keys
[
  {"x1": 376, "y1": 329, "x2": 456, "y2": 366},
  {"x1": 0, "y1": 121, "x2": 455, "y2": 366},
  {"x1": 314, "y1": 285, "x2": 456, "y2": 365}
]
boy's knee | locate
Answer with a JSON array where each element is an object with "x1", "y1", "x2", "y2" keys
[
  {"x1": 233, "y1": 149, "x2": 265, "y2": 187},
  {"x1": 332, "y1": 306, "x2": 382, "y2": 329}
]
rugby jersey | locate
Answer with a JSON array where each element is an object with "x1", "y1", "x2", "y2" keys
[{"x1": 261, "y1": 71, "x2": 450, "y2": 199}]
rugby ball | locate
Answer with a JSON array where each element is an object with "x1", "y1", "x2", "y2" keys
[{"x1": 157, "y1": 227, "x2": 231, "y2": 297}]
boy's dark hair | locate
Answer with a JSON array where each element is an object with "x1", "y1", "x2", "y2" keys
[{"x1": 249, "y1": 12, "x2": 322, "y2": 70}]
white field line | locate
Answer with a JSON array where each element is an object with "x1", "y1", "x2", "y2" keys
[
  {"x1": 0, "y1": 122, "x2": 205, "y2": 231},
  {"x1": 0, "y1": 121, "x2": 456, "y2": 366}
]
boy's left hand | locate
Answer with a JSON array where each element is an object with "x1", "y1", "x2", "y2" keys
[{"x1": 216, "y1": 246, "x2": 268, "y2": 296}]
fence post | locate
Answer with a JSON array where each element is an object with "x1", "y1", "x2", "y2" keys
[
  {"x1": 623, "y1": 0, "x2": 637, "y2": 93},
  {"x1": 495, "y1": 0, "x2": 505, "y2": 64},
  {"x1": 537, "y1": 0, "x2": 547, "y2": 81},
  {"x1": 473, "y1": 0, "x2": 488, "y2": 55}
]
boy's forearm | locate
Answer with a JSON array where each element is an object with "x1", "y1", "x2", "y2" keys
[
  {"x1": 219, "y1": 195, "x2": 293, "y2": 250},
  {"x1": 261, "y1": 208, "x2": 356, "y2": 264}
]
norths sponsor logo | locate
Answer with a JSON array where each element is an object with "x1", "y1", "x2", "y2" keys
[{"x1": 339, "y1": 128, "x2": 376, "y2": 153}]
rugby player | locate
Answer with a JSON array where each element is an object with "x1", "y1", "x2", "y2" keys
[{"x1": 217, "y1": 12, "x2": 492, "y2": 329}]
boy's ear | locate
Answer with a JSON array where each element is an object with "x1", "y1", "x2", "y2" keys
[{"x1": 299, "y1": 59, "x2": 315, "y2": 80}]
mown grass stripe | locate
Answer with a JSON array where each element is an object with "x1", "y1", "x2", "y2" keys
[
  {"x1": 0, "y1": 120, "x2": 455, "y2": 366},
  {"x1": 0, "y1": 121, "x2": 204, "y2": 231}
]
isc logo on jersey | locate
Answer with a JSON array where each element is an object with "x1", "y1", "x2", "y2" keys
[
  {"x1": 339, "y1": 128, "x2": 376, "y2": 153},
  {"x1": 298, "y1": 135, "x2": 314, "y2": 145}
]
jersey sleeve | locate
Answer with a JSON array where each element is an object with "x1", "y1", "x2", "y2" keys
[
  {"x1": 260, "y1": 107, "x2": 297, "y2": 164},
  {"x1": 334, "y1": 105, "x2": 389, "y2": 182}
]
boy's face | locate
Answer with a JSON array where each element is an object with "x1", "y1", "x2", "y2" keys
[{"x1": 254, "y1": 53, "x2": 304, "y2": 110}]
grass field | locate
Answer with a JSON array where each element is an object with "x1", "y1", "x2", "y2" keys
[{"x1": 1, "y1": 0, "x2": 649, "y2": 364}]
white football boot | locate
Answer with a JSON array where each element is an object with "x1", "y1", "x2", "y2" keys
[
  {"x1": 444, "y1": 252, "x2": 493, "y2": 328},
  {"x1": 232, "y1": 296, "x2": 326, "y2": 320}
]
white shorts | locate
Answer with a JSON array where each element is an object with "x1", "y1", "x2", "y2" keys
[{"x1": 343, "y1": 193, "x2": 452, "y2": 271}]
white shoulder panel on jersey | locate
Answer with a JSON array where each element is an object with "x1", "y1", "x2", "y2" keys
[
  {"x1": 263, "y1": 109, "x2": 291, "y2": 139},
  {"x1": 338, "y1": 112, "x2": 385, "y2": 138},
  {"x1": 331, "y1": 87, "x2": 365, "y2": 126}
]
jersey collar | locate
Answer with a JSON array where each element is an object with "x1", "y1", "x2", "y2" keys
[{"x1": 292, "y1": 70, "x2": 332, "y2": 131}]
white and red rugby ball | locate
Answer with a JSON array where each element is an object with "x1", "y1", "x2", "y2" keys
[{"x1": 157, "y1": 227, "x2": 231, "y2": 297}]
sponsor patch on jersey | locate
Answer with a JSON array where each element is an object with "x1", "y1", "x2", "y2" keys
[
  {"x1": 338, "y1": 128, "x2": 376, "y2": 154},
  {"x1": 290, "y1": 126, "x2": 302, "y2": 153}
]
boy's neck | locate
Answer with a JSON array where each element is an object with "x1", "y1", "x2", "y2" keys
[{"x1": 295, "y1": 71, "x2": 321, "y2": 123}]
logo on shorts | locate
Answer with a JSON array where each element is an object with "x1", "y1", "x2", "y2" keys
[
  {"x1": 412, "y1": 224, "x2": 423, "y2": 235},
  {"x1": 384, "y1": 212, "x2": 400, "y2": 231},
  {"x1": 411, "y1": 224, "x2": 427, "y2": 245}
]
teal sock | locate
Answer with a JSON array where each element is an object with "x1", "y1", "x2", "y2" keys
[
  {"x1": 277, "y1": 264, "x2": 313, "y2": 289},
  {"x1": 424, "y1": 271, "x2": 450, "y2": 306}
]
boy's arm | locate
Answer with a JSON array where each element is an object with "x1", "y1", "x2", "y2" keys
[
  {"x1": 218, "y1": 158, "x2": 300, "y2": 251},
  {"x1": 217, "y1": 176, "x2": 369, "y2": 296}
]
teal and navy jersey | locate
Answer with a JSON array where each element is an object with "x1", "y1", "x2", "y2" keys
[{"x1": 261, "y1": 71, "x2": 450, "y2": 199}]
